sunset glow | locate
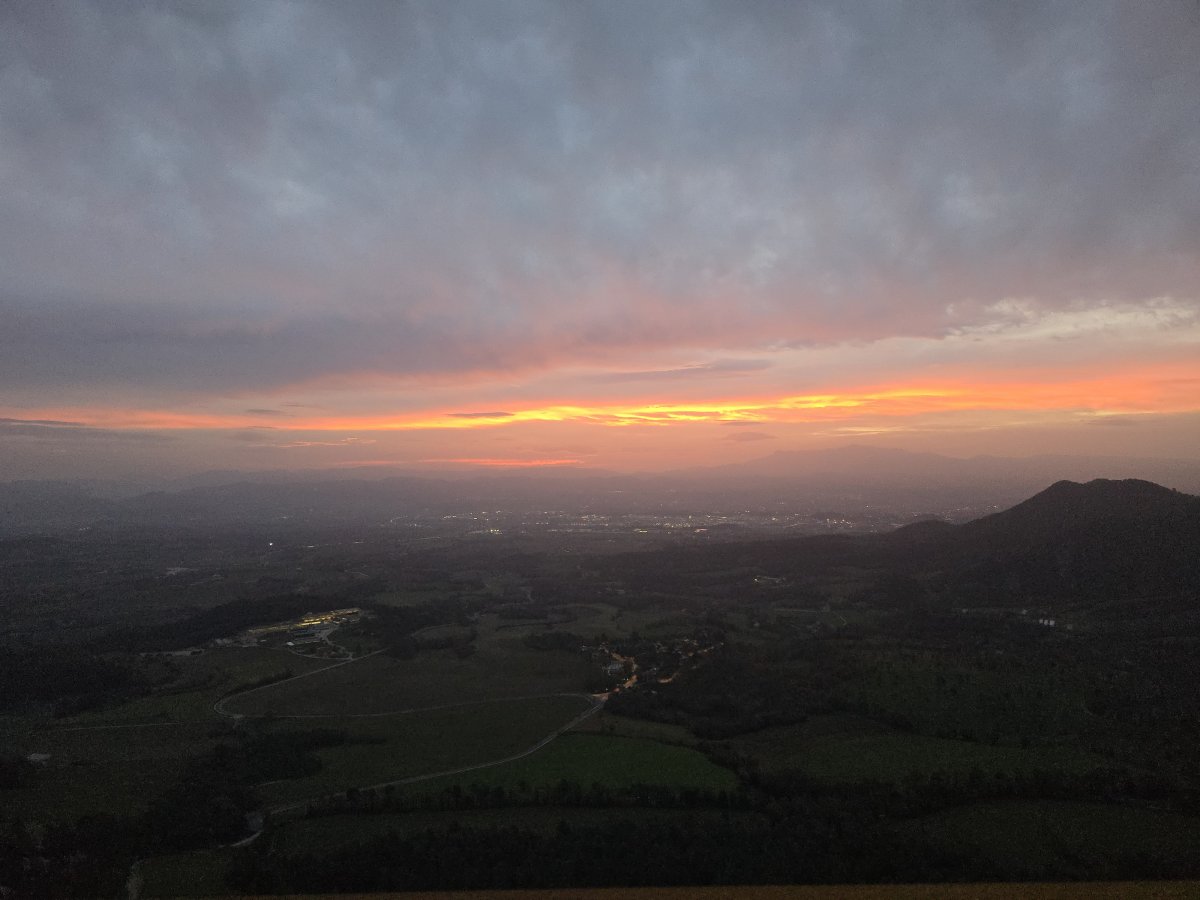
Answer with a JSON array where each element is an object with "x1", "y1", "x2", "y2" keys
[
  {"x1": 1, "y1": 2, "x2": 1197, "y2": 479},
  {"x1": 7, "y1": 361, "x2": 1196, "y2": 438}
]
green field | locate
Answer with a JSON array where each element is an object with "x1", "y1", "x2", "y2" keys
[
  {"x1": 56, "y1": 647, "x2": 331, "y2": 726},
  {"x1": 575, "y1": 709, "x2": 699, "y2": 745},
  {"x1": 406, "y1": 732, "x2": 738, "y2": 798},
  {"x1": 736, "y1": 714, "x2": 1111, "y2": 785},
  {"x1": 902, "y1": 800, "x2": 1200, "y2": 879},
  {"x1": 0, "y1": 645, "x2": 595, "y2": 823},
  {"x1": 224, "y1": 639, "x2": 590, "y2": 716},
  {"x1": 258, "y1": 693, "x2": 593, "y2": 808}
]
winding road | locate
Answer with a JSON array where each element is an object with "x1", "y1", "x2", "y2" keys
[
  {"x1": 212, "y1": 643, "x2": 606, "y2": 827},
  {"x1": 268, "y1": 691, "x2": 603, "y2": 816}
]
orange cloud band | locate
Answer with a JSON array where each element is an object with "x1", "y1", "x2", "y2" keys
[{"x1": 8, "y1": 363, "x2": 1197, "y2": 433}]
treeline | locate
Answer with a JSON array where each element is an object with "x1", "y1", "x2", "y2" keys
[
  {"x1": 240, "y1": 728, "x2": 384, "y2": 784},
  {"x1": 606, "y1": 645, "x2": 836, "y2": 738},
  {"x1": 231, "y1": 764, "x2": 1200, "y2": 893},
  {"x1": 299, "y1": 761, "x2": 1196, "y2": 825},
  {"x1": 303, "y1": 779, "x2": 749, "y2": 818},
  {"x1": 232, "y1": 818, "x2": 803, "y2": 892},
  {"x1": 230, "y1": 804, "x2": 1200, "y2": 893},
  {"x1": 752, "y1": 765, "x2": 1199, "y2": 820},
  {"x1": 366, "y1": 599, "x2": 478, "y2": 659},
  {"x1": 97, "y1": 592, "x2": 367, "y2": 652}
]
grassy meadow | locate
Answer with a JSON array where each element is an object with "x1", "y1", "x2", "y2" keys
[{"x1": 735, "y1": 714, "x2": 1113, "y2": 786}]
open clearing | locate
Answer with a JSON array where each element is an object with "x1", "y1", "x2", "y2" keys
[
  {"x1": 735, "y1": 714, "x2": 1111, "y2": 784},
  {"x1": 60, "y1": 647, "x2": 330, "y2": 726},
  {"x1": 224, "y1": 640, "x2": 590, "y2": 716},
  {"x1": 257, "y1": 693, "x2": 593, "y2": 807},
  {"x1": 405, "y1": 732, "x2": 738, "y2": 797},
  {"x1": 573, "y1": 709, "x2": 699, "y2": 745}
]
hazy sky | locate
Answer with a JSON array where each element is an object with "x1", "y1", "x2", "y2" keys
[{"x1": 2, "y1": 0, "x2": 1198, "y2": 479}]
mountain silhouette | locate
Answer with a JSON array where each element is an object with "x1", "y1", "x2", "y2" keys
[{"x1": 909, "y1": 479, "x2": 1200, "y2": 607}]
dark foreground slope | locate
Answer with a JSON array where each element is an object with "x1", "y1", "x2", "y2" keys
[{"x1": 5, "y1": 478, "x2": 1200, "y2": 895}]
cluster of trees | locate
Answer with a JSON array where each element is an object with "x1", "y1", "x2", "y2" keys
[
  {"x1": 752, "y1": 765, "x2": 1196, "y2": 820},
  {"x1": 364, "y1": 598, "x2": 477, "y2": 659},
  {"x1": 239, "y1": 728, "x2": 383, "y2": 784},
  {"x1": 0, "y1": 744, "x2": 254, "y2": 897},
  {"x1": 0, "y1": 646, "x2": 152, "y2": 716},
  {"x1": 229, "y1": 751, "x2": 1200, "y2": 894},
  {"x1": 0, "y1": 725, "x2": 380, "y2": 896},
  {"x1": 231, "y1": 800, "x2": 1200, "y2": 893},
  {"x1": 0, "y1": 814, "x2": 134, "y2": 898},
  {"x1": 607, "y1": 645, "x2": 836, "y2": 738},
  {"x1": 98, "y1": 592, "x2": 364, "y2": 652}
]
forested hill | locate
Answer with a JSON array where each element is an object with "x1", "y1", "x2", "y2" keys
[
  {"x1": 931, "y1": 479, "x2": 1200, "y2": 605},
  {"x1": 956, "y1": 478, "x2": 1200, "y2": 545},
  {"x1": 606, "y1": 479, "x2": 1200, "y2": 610}
]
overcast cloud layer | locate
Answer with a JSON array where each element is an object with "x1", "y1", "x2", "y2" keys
[{"x1": 2, "y1": 0, "x2": 1197, "y2": 401}]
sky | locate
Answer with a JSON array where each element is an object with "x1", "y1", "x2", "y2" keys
[{"x1": 1, "y1": 0, "x2": 1198, "y2": 480}]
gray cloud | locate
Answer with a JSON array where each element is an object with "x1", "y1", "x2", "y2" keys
[
  {"x1": 0, "y1": 1, "x2": 1197, "y2": 398},
  {"x1": 0, "y1": 417, "x2": 170, "y2": 442},
  {"x1": 604, "y1": 359, "x2": 772, "y2": 382},
  {"x1": 0, "y1": 417, "x2": 88, "y2": 428}
]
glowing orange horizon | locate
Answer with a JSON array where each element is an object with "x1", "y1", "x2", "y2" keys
[{"x1": 7, "y1": 363, "x2": 1198, "y2": 434}]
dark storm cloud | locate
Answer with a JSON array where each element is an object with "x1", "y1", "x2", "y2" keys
[{"x1": 1, "y1": 1, "x2": 1197, "y2": 397}]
